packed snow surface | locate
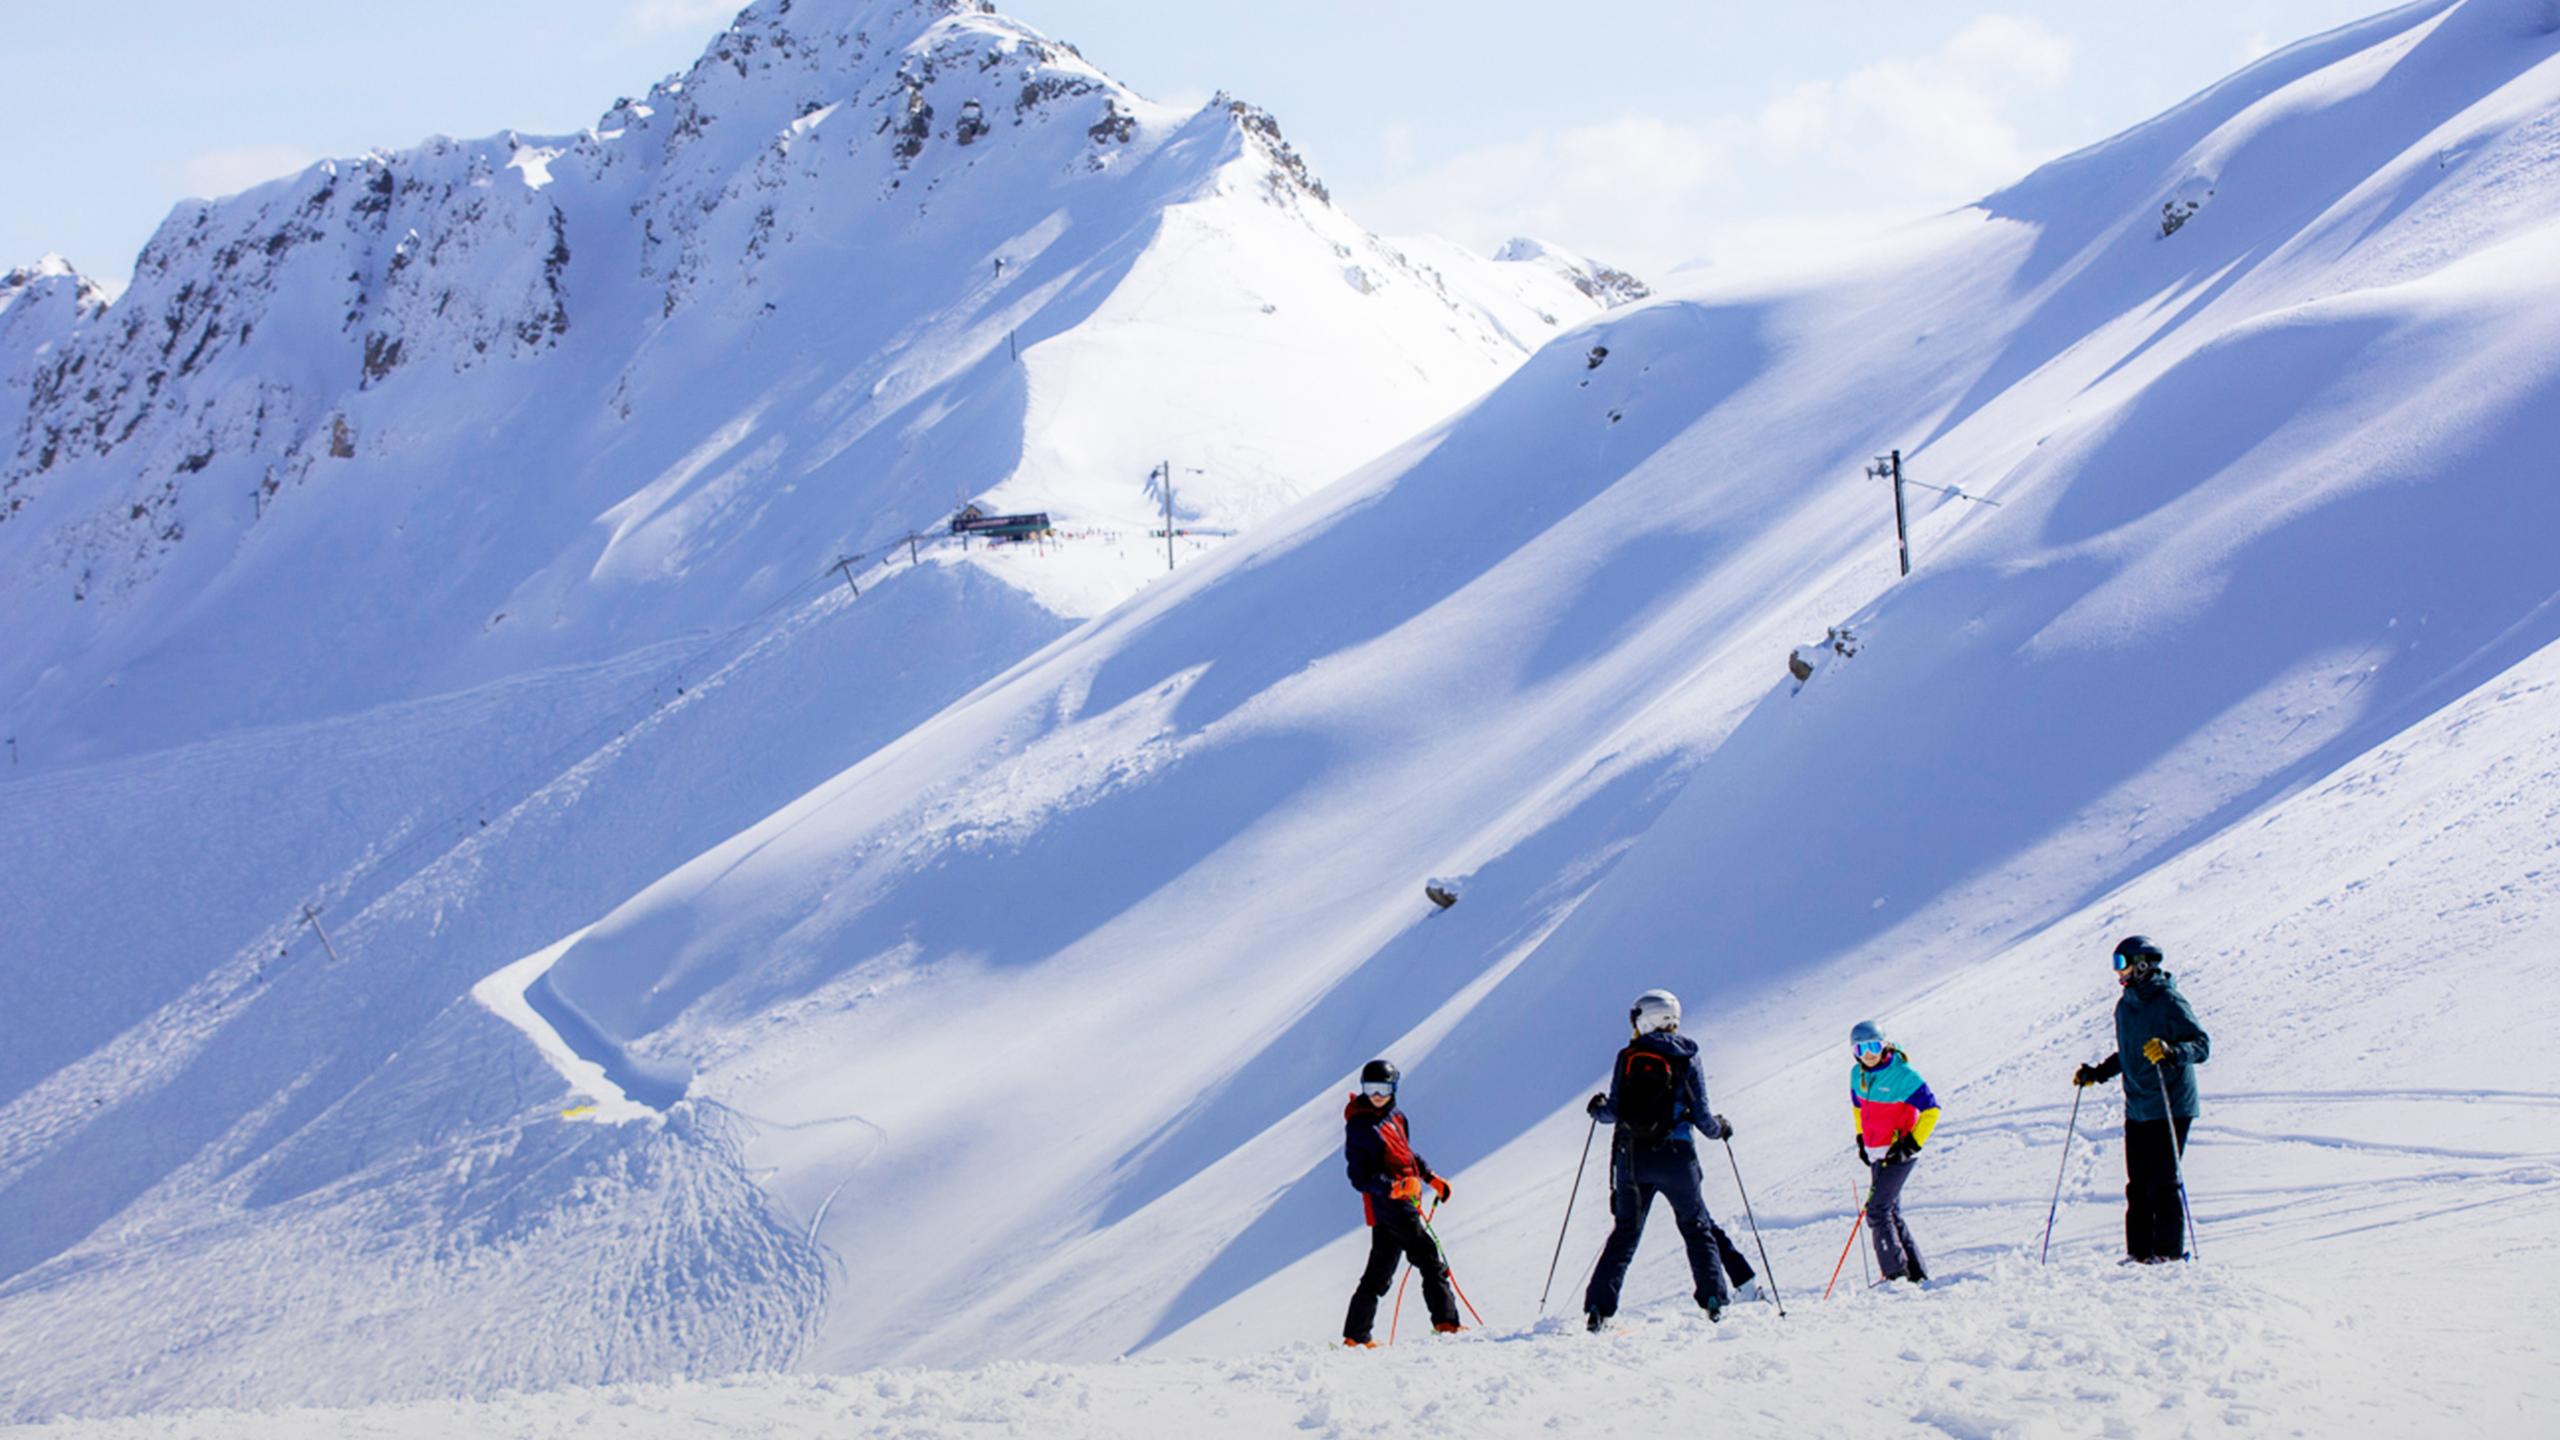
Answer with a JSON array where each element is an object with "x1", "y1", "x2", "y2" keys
[{"x1": 6, "y1": 0, "x2": 2560, "y2": 1429}]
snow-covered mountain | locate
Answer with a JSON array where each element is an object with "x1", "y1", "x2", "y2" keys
[
  {"x1": 0, "y1": 0, "x2": 1622, "y2": 1417},
  {"x1": 8, "y1": 0, "x2": 2560, "y2": 1427},
  {"x1": 0, "y1": 0, "x2": 1612, "y2": 758}
]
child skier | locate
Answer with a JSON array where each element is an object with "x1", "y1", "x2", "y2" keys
[
  {"x1": 1340, "y1": 1059, "x2": 1461, "y2": 1346},
  {"x1": 2075, "y1": 935, "x2": 2213, "y2": 1262},
  {"x1": 1849, "y1": 1019, "x2": 1937, "y2": 1284},
  {"x1": 1582, "y1": 988, "x2": 1739, "y2": 1330}
]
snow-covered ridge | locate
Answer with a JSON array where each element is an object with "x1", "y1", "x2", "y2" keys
[{"x1": 1492, "y1": 235, "x2": 1652, "y2": 308}]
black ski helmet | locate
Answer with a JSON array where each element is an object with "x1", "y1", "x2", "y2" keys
[
  {"x1": 1359, "y1": 1058, "x2": 1399, "y2": 1088},
  {"x1": 2112, "y1": 935, "x2": 2164, "y2": 974}
]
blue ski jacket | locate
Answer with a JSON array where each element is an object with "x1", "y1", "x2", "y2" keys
[{"x1": 2089, "y1": 971, "x2": 2212, "y2": 1122}]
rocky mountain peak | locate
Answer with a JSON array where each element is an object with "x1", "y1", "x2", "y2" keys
[{"x1": 1492, "y1": 236, "x2": 1651, "y2": 308}]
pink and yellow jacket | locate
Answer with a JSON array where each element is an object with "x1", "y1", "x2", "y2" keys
[{"x1": 1851, "y1": 1047, "x2": 1941, "y2": 1151}]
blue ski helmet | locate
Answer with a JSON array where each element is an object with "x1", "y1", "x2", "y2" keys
[{"x1": 1849, "y1": 1020, "x2": 1884, "y2": 1047}]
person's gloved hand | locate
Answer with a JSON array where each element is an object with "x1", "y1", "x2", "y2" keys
[
  {"x1": 1586, "y1": 1093, "x2": 1608, "y2": 1118},
  {"x1": 1884, "y1": 1135, "x2": 1919, "y2": 1166},
  {"x1": 1389, "y1": 1176, "x2": 1423, "y2": 1204},
  {"x1": 1710, "y1": 1113, "x2": 1733, "y2": 1140},
  {"x1": 2142, "y1": 1037, "x2": 2173, "y2": 1065},
  {"x1": 2073, "y1": 1063, "x2": 2103, "y2": 1087},
  {"x1": 1852, "y1": 1138, "x2": 1872, "y2": 1168},
  {"x1": 1429, "y1": 1175, "x2": 1452, "y2": 1204}
]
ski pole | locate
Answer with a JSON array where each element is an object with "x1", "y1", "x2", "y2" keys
[
  {"x1": 2039, "y1": 1085, "x2": 2085, "y2": 1265},
  {"x1": 1540, "y1": 1115, "x2": 1600, "y2": 1314},
  {"x1": 1721, "y1": 1137, "x2": 1786, "y2": 1316},
  {"x1": 1853, "y1": 1183, "x2": 1872, "y2": 1288},
  {"x1": 1418, "y1": 1205, "x2": 1487, "y2": 1329},
  {"x1": 1446, "y1": 1269, "x2": 1488, "y2": 1329},
  {"x1": 1824, "y1": 1193, "x2": 1870, "y2": 1300},
  {"x1": 2152, "y1": 1057, "x2": 2201, "y2": 1259}
]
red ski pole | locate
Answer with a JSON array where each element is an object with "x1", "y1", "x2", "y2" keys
[
  {"x1": 1825, "y1": 1202, "x2": 1869, "y2": 1300},
  {"x1": 1446, "y1": 1270, "x2": 1487, "y2": 1329}
]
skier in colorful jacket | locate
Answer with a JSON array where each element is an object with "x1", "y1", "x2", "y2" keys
[
  {"x1": 1340, "y1": 1059, "x2": 1461, "y2": 1346},
  {"x1": 1849, "y1": 1019, "x2": 1935, "y2": 1283},
  {"x1": 2076, "y1": 935, "x2": 2213, "y2": 1262},
  {"x1": 1581, "y1": 989, "x2": 1743, "y2": 1330}
]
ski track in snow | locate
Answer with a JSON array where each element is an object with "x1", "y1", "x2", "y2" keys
[{"x1": 6, "y1": 1240, "x2": 2547, "y2": 1438}]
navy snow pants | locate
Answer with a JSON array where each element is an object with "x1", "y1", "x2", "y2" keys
[
  {"x1": 1865, "y1": 1154, "x2": 1927, "y2": 1281},
  {"x1": 1584, "y1": 1140, "x2": 1734, "y2": 1319}
]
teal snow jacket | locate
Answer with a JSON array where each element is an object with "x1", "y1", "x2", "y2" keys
[{"x1": 2090, "y1": 970, "x2": 2212, "y2": 1122}]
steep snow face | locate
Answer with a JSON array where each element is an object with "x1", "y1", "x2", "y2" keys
[
  {"x1": 0, "y1": 0, "x2": 1618, "y2": 1420},
  {"x1": 494, "y1": 0, "x2": 2560, "y2": 1381}
]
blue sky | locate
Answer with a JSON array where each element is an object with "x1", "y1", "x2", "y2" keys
[{"x1": 3, "y1": 0, "x2": 2394, "y2": 287}]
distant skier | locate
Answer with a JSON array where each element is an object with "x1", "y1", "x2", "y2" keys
[
  {"x1": 1340, "y1": 1059, "x2": 1462, "y2": 1347},
  {"x1": 1849, "y1": 1020, "x2": 1937, "y2": 1284},
  {"x1": 1583, "y1": 989, "x2": 1740, "y2": 1330},
  {"x1": 2074, "y1": 935, "x2": 2213, "y2": 1263}
]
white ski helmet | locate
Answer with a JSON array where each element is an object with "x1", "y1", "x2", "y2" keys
[{"x1": 1630, "y1": 989, "x2": 1682, "y2": 1035}]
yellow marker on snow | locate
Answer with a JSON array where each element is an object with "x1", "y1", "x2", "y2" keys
[{"x1": 560, "y1": 1104, "x2": 597, "y2": 1120}]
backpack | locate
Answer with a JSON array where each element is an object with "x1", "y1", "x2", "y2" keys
[{"x1": 1616, "y1": 1046, "x2": 1682, "y2": 1145}]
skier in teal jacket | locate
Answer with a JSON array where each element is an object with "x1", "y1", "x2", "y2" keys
[{"x1": 2075, "y1": 935, "x2": 2212, "y2": 1262}]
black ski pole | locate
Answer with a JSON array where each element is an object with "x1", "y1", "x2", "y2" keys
[
  {"x1": 2040, "y1": 1085, "x2": 2085, "y2": 1265},
  {"x1": 1539, "y1": 1115, "x2": 1599, "y2": 1314},
  {"x1": 1722, "y1": 1137, "x2": 1787, "y2": 1316},
  {"x1": 2153, "y1": 1058, "x2": 2201, "y2": 1259}
]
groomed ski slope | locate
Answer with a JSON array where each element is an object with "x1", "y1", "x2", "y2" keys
[{"x1": 15, "y1": 620, "x2": 2556, "y2": 1435}]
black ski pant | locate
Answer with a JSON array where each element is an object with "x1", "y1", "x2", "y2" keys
[
  {"x1": 1864, "y1": 1154, "x2": 1926, "y2": 1281},
  {"x1": 2124, "y1": 1116, "x2": 2194, "y2": 1262},
  {"x1": 1584, "y1": 1140, "x2": 1733, "y2": 1319},
  {"x1": 1344, "y1": 1200, "x2": 1457, "y2": 1341}
]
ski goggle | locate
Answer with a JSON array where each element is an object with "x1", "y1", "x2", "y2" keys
[
  {"x1": 1854, "y1": 1039, "x2": 1886, "y2": 1060},
  {"x1": 2113, "y1": 951, "x2": 2152, "y2": 972},
  {"x1": 1360, "y1": 1080, "x2": 1396, "y2": 1101}
]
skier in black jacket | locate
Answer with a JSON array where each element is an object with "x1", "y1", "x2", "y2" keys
[
  {"x1": 1340, "y1": 1059, "x2": 1461, "y2": 1346},
  {"x1": 2075, "y1": 935, "x2": 2213, "y2": 1262},
  {"x1": 1582, "y1": 989, "x2": 1740, "y2": 1330}
]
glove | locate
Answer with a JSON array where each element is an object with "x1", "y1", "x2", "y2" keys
[
  {"x1": 2073, "y1": 1063, "x2": 2102, "y2": 1088},
  {"x1": 1586, "y1": 1093, "x2": 1608, "y2": 1118},
  {"x1": 1852, "y1": 1138, "x2": 1873, "y2": 1168},
  {"x1": 1884, "y1": 1135, "x2": 1919, "y2": 1166},
  {"x1": 2142, "y1": 1037, "x2": 2173, "y2": 1065},
  {"x1": 1429, "y1": 1175, "x2": 1452, "y2": 1204},
  {"x1": 1389, "y1": 1176, "x2": 1423, "y2": 1204},
  {"x1": 1710, "y1": 1113, "x2": 1733, "y2": 1140}
]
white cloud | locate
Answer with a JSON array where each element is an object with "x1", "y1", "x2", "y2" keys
[
  {"x1": 1759, "y1": 14, "x2": 2075, "y2": 200},
  {"x1": 182, "y1": 146, "x2": 323, "y2": 200},
  {"x1": 1353, "y1": 116, "x2": 1745, "y2": 275},
  {"x1": 1348, "y1": 13, "x2": 2075, "y2": 279},
  {"x1": 631, "y1": 0, "x2": 742, "y2": 37}
]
